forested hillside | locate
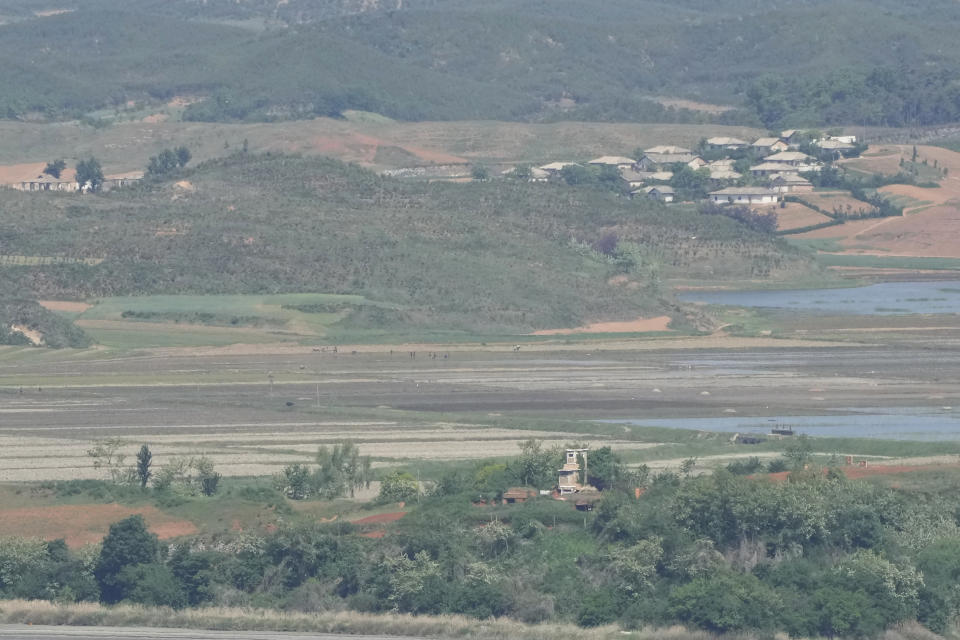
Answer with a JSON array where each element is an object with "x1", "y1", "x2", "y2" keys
[
  {"x1": 0, "y1": 154, "x2": 811, "y2": 333},
  {"x1": 1, "y1": 0, "x2": 959, "y2": 127}
]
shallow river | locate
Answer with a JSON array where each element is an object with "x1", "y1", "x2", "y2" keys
[
  {"x1": 678, "y1": 280, "x2": 960, "y2": 315},
  {"x1": 600, "y1": 408, "x2": 960, "y2": 441}
]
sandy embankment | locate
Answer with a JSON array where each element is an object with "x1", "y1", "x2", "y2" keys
[{"x1": 531, "y1": 316, "x2": 672, "y2": 336}]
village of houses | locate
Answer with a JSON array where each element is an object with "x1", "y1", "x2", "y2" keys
[
  {"x1": 513, "y1": 130, "x2": 859, "y2": 205},
  {"x1": 1, "y1": 130, "x2": 859, "y2": 210}
]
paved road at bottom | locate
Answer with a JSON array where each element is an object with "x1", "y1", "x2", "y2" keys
[{"x1": 0, "y1": 626, "x2": 423, "y2": 640}]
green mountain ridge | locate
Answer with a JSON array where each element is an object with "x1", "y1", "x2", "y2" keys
[{"x1": 2, "y1": 0, "x2": 960, "y2": 126}]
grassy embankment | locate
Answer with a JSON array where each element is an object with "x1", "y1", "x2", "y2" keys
[
  {"x1": 0, "y1": 599, "x2": 702, "y2": 640},
  {"x1": 0, "y1": 599, "x2": 936, "y2": 640}
]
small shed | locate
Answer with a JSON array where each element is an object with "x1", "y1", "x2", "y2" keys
[{"x1": 503, "y1": 487, "x2": 539, "y2": 503}]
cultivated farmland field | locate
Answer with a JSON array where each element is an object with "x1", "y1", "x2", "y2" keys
[
  {"x1": 776, "y1": 202, "x2": 832, "y2": 232},
  {"x1": 795, "y1": 145, "x2": 960, "y2": 262},
  {"x1": 4, "y1": 325, "x2": 960, "y2": 487}
]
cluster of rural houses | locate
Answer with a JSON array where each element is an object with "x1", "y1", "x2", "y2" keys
[
  {"x1": 3, "y1": 169, "x2": 143, "y2": 193},
  {"x1": 519, "y1": 131, "x2": 857, "y2": 206}
]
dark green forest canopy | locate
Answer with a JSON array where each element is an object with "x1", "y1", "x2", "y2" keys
[
  {"x1": 1, "y1": 0, "x2": 959, "y2": 126},
  {"x1": 0, "y1": 154, "x2": 810, "y2": 333}
]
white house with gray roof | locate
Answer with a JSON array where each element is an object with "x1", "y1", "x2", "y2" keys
[{"x1": 709, "y1": 186, "x2": 779, "y2": 205}]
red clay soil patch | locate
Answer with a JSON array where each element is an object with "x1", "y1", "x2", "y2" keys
[
  {"x1": 0, "y1": 504, "x2": 197, "y2": 547},
  {"x1": 350, "y1": 511, "x2": 407, "y2": 525},
  {"x1": 843, "y1": 463, "x2": 960, "y2": 479},
  {"x1": 777, "y1": 202, "x2": 832, "y2": 231},
  {"x1": 801, "y1": 191, "x2": 874, "y2": 215},
  {"x1": 306, "y1": 132, "x2": 467, "y2": 167},
  {"x1": 532, "y1": 316, "x2": 672, "y2": 335},
  {"x1": 359, "y1": 530, "x2": 387, "y2": 539},
  {"x1": 0, "y1": 162, "x2": 48, "y2": 184},
  {"x1": 766, "y1": 463, "x2": 960, "y2": 483}
]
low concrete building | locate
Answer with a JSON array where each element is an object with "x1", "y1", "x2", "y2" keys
[
  {"x1": 638, "y1": 153, "x2": 703, "y2": 171},
  {"x1": 708, "y1": 158, "x2": 736, "y2": 169},
  {"x1": 538, "y1": 162, "x2": 579, "y2": 174},
  {"x1": 709, "y1": 167, "x2": 743, "y2": 181},
  {"x1": 750, "y1": 162, "x2": 799, "y2": 177},
  {"x1": 9, "y1": 169, "x2": 143, "y2": 193},
  {"x1": 763, "y1": 151, "x2": 815, "y2": 166},
  {"x1": 101, "y1": 172, "x2": 145, "y2": 192},
  {"x1": 644, "y1": 145, "x2": 691, "y2": 154},
  {"x1": 706, "y1": 136, "x2": 747, "y2": 150},
  {"x1": 12, "y1": 175, "x2": 78, "y2": 192},
  {"x1": 770, "y1": 174, "x2": 814, "y2": 194},
  {"x1": 752, "y1": 137, "x2": 790, "y2": 154},
  {"x1": 709, "y1": 186, "x2": 780, "y2": 205},
  {"x1": 502, "y1": 166, "x2": 549, "y2": 182},
  {"x1": 635, "y1": 185, "x2": 675, "y2": 202},
  {"x1": 588, "y1": 155, "x2": 636, "y2": 169},
  {"x1": 816, "y1": 139, "x2": 856, "y2": 152},
  {"x1": 780, "y1": 129, "x2": 804, "y2": 147},
  {"x1": 620, "y1": 168, "x2": 649, "y2": 189}
]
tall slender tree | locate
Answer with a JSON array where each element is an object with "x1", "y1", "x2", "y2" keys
[{"x1": 136, "y1": 444, "x2": 152, "y2": 489}]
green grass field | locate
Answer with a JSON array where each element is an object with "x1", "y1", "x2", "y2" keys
[
  {"x1": 61, "y1": 293, "x2": 383, "y2": 348},
  {"x1": 813, "y1": 254, "x2": 960, "y2": 271}
]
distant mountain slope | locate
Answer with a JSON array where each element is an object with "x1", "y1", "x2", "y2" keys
[
  {"x1": 0, "y1": 10, "x2": 534, "y2": 121},
  {"x1": 2, "y1": 0, "x2": 959, "y2": 126},
  {"x1": 0, "y1": 155, "x2": 813, "y2": 333}
]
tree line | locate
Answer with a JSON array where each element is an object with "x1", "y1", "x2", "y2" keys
[{"x1": 4, "y1": 439, "x2": 960, "y2": 636}]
